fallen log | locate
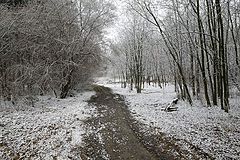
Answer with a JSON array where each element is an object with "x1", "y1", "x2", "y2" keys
[{"x1": 161, "y1": 98, "x2": 178, "y2": 112}]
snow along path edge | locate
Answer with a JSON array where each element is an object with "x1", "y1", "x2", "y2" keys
[
  {"x1": 0, "y1": 91, "x2": 95, "y2": 160},
  {"x1": 97, "y1": 79, "x2": 240, "y2": 159}
]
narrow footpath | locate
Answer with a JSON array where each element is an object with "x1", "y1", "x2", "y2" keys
[
  {"x1": 79, "y1": 85, "x2": 175, "y2": 160},
  {"x1": 80, "y1": 85, "x2": 212, "y2": 160}
]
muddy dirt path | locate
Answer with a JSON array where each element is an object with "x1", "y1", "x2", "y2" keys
[
  {"x1": 80, "y1": 85, "x2": 175, "y2": 160},
  {"x1": 80, "y1": 85, "x2": 212, "y2": 160}
]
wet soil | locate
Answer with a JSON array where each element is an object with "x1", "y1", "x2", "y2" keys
[{"x1": 80, "y1": 85, "x2": 213, "y2": 160}]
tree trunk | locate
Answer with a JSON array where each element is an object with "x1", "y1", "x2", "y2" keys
[
  {"x1": 216, "y1": 0, "x2": 229, "y2": 112},
  {"x1": 196, "y1": 0, "x2": 211, "y2": 106},
  {"x1": 60, "y1": 69, "x2": 73, "y2": 99}
]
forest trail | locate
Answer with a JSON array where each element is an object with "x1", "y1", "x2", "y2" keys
[{"x1": 80, "y1": 85, "x2": 175, "y2": 160}]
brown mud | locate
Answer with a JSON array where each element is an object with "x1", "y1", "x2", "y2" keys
[{"x1": 80, "y1": 85, "x2": 212, "y2": 160}]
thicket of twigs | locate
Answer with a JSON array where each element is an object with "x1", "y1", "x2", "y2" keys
[{"x1": 0, "y1": 0, "x2": 114, "y2": 102}]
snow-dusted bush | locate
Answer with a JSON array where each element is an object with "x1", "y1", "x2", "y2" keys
[{"x1": 0, "y1": 0, "x2": 115, "y2": 101}]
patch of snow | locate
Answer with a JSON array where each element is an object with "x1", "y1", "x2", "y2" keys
[
  {"x1": 0, "y1": 91, "x2": 95, "y2": 159},
  {"x1": 99, "y1": 80, "x2": 240, "y2": 159}
]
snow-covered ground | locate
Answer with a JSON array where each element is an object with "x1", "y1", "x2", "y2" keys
[
  {"x1": 97, "y1": 78, "x2": 240, "y2": 159},
  {"x1": 0, "y1": 92, "x2": 96, "y2": 159}
]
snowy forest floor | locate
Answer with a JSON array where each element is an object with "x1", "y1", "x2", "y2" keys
[
  {"x1": 0, "y1": 92, "x2": 96, "y2": 159},
  {"x1": 97, "y1": 78, "x2": 240, "y2": 159},
  {"x1": 1, "y1": 79, "x2": 239, "y2": 159}
]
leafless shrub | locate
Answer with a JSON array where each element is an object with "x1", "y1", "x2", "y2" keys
[{"x1": 0, "y1": 0, "x2": 115, "y2": 102}]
